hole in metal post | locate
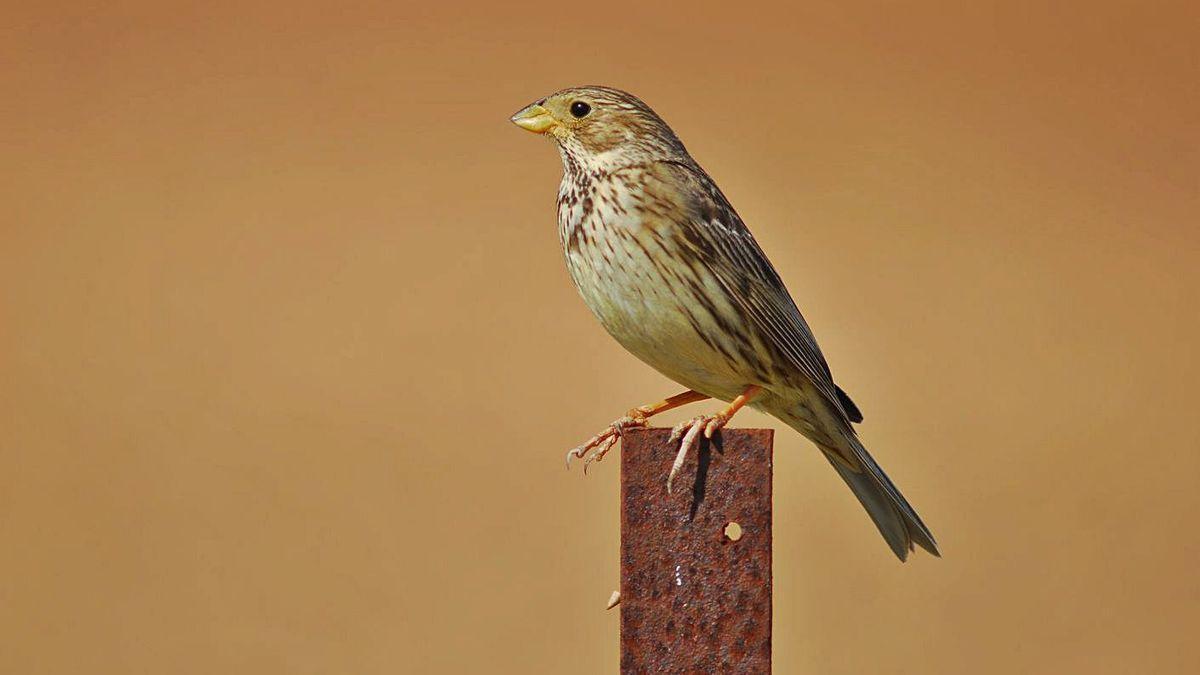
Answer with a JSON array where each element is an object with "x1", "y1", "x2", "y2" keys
[{"x1": 724, "y1": 521, "x2": 743, "y2": 541}]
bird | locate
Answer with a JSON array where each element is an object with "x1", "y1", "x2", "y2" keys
[{"x1": 510, "y1": 85, "x2": 938, "y2": 561}]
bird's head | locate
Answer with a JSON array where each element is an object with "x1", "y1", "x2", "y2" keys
[{"x1": 510, "y1": 86, "x2": 689, "y2": 171}]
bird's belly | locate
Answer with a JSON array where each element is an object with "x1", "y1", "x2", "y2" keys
[{"x1": 563, "y1": 227, "x2": 750, "y2": 401}]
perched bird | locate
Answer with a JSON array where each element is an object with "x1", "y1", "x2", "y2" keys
[{"x1": 511, "y1": 86, "x2": 938, "y2": 560}]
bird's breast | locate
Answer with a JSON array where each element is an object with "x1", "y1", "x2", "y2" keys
[{"x1": 556, "y1": 173, "x2": 749, "y2": 398}]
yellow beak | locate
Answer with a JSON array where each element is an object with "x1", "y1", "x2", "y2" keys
[{"x1": 510, "y1": 103, "x2": 556, "y2": 134}]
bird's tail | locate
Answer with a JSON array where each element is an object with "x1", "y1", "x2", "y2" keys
[{"x1": 818, "y1": 434, "x2": 939, "y2": 561}]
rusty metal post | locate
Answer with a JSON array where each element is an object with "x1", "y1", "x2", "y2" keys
[{"x1": 620, "y1": 427, "x2": 773, "y2": 673}]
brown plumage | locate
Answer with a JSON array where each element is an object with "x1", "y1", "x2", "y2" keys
[{"x1": 512, "y1": 85, "x2": 938, "y2": 560}]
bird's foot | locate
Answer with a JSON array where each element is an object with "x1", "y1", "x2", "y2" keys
[
  {"x1": 565, "y1": 412, "x2": 649, "y2": 473},
  {"x1": 665, "y1": 412, "x2": 729, "y2": 493}
]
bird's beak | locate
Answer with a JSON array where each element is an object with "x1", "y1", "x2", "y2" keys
[{"x1": 510, "y1": 103, "x2": 556, "y2": 134}]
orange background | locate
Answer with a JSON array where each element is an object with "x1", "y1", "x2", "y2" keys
[{"x1": 2, "y1": 2, "x2": 1197, "y2": 673}]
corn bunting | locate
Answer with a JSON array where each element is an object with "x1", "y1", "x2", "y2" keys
[{"x1": 511, "y1": 86, "x2": 938, "y2": 560}]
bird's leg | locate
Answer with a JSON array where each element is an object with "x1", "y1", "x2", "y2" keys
[
  {"x1": 666, "y1": 385, "x2": 763, "y2": 493},
  {"x1": 567, "y1": 390, "x2": 709, "y2": 472}
]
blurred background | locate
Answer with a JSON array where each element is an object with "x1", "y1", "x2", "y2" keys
[{"x1": 2, "y1": 1, "x2": 1197, "y2": 673}]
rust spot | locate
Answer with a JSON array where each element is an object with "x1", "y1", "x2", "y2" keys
[{"x1": 620, "y1": 428, "x2": 773, "y2": 673}]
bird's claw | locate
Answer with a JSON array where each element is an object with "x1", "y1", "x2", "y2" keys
[
  {"x1": 666, "y1": 413, "x2": 729, "y2": 494},
  {"x1": 566, "y1": 414, "x2": 648, "y2": 473}
]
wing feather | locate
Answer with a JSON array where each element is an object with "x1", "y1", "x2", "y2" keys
[{"x1": 660, "y1": 160, "x2": 857, "y2": 426}]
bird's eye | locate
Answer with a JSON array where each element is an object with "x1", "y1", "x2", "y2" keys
[{"x1": 570, "y1": 101, "x2": 592, "y2": 118}]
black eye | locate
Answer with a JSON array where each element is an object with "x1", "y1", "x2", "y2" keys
[{"x1": 570, "y1": 101, "x2": 592, "y2": 118}]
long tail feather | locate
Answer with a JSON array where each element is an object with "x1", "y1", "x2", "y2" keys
[{"x1": 820, "y1": 434, "x2": 939, "y2": 561}]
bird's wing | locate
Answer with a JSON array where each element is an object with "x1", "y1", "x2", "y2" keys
[{"x1": 659, "y1": 160, "x2": 858, "y2": 427}]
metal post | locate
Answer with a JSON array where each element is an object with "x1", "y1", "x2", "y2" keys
[{"x1": 620, "y1": 427, "x2": 773, "y2": 673}]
